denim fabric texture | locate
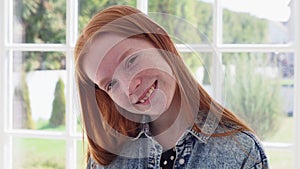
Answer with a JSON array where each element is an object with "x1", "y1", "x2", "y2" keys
[{"x1": 86, "y1": 117, "x2": 269, "y2": 169}]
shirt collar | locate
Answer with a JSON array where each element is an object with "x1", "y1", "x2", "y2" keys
[
  {"x1": 131, "y1": 123, "x2": 152, "y2": 141},
  {"x1": 185, "y1": 110, "x2": 223, "y2": 144},
  {"x1": 131, "y1": 111, "x2": 224, "y2": 144}
]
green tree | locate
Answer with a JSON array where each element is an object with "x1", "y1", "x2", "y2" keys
[
  {"x1": 78, "y1": 0, "x2": 136, "y2": 32},
  {"x1": 224, "y1": 54, "x2": 281, "y2": 139},
  {"x1": 49, "y1": 78, "x2": 66, "y2": 127},
  {"x1": 223, "y1": 9, "x2": 267, "y2": 44},
  {"x1": 149, "y1": 0, "x2": 212, "y2": 43},
  {"x1": 13, "y1": 73, "x2": 35, "y2": 129},
  {"x1": 15, "y1": 0, "x2": 66, "y2": 43},
  {"x1": 24, "y1": 52, "x2": 65, "y2": 72},
  {"x1": 15, "y1": 0, "x2": 66, "y2": 72}
]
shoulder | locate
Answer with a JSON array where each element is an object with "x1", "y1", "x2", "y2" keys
[
  {"x1": 189, "y1": 118, "x2": 269, "y2": 168},
  {"x1": 234, "y1": 131, "x2": 269, "y2": 169},
  {"x1": 86, "y1": 157, "x2": 104, "y2": 169},
  {"x1": 197, "y1": 129, "x2": 269, "y2": 169}
]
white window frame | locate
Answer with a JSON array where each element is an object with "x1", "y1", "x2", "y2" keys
[{"x1": 0, "y1": 0, "x2": 299, "y2": 168}]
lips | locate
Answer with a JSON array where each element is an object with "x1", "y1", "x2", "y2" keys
[{"x1": 136, "y1": 80, "x2": 157, "y2": 104}]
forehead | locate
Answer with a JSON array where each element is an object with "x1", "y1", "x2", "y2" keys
[{"x1": 82, "y1": 33, "x2": 155, "y2": 83}]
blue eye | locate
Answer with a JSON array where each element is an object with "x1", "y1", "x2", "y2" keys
[
  {"x1": 126, "y1": 54, "x2": 139, "y2": 68},
  {"x1": 106, "y1": 80, "x2": 117, "y2": 91}
]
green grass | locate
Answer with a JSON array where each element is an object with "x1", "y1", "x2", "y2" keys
[
  {"x1": 263, "y1": 116, "x2": 294, "y2": 169},
  {"x1": 280, "y1": 78, "x2": 294, "y2": 86},
  {"x1": 13, "y1": 136, "x2": 88, "y2": 169},
  {"x1": 264, "y1": 116, "x2": 294, "y2": 143},
  {"x1": 14, "y1": 119, "x2": 87, "y2": 169},
  {"x1": 35, "y1": 119, "x2": 66, "y2": 131},
  {"x1": 266, "y1": 149, "x2": 293, "y2": 169},
  {"x1": 77, "y1": 141, "x2": 88, "y2": 169},
  {"x1": 13, "y1": 138, "x2": 66, "y2": 169}
]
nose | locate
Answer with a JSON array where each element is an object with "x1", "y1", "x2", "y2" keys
[{"x1": 129, "y1": 77, "x2": 142, "y2": 95}]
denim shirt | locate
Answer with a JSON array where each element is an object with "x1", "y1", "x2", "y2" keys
[{"x1": 87, "y1": 118, "x2": 269, "y2": 169}]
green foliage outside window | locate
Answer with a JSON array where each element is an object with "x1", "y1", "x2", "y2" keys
[
  {"x1": 223, "y1": 10, "x2": 268, "y2": 44},
  {"x1": 49, "y1": 78, "x2": 66, "y2": 128},
  {"x1": 224, "y1": 54, "x2": 282, "y2": 139},
  {"x1": 13, "y1": 73, "x2": 35, "y2": 129},
  {"x1": 15, "y1": 0, "x2": 66, "y2": 43},
  {"x1": 78, "y1": 0, "x2": 136, "y2": 32}
]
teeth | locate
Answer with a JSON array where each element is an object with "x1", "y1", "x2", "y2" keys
[{"x1": 138, "y1": 85, "x2": 155, "y2": 103}]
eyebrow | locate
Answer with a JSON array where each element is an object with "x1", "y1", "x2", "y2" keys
[
  {"x1": 118, "y1": 48, "x2": 136, "y2": 63},
  {"x1": 98, "y1": 48, "x2": 137, "y2": 88}
]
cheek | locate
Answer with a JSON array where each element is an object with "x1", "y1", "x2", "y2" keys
[
  {"x1": 110, "y1": 92, "x2": 130, "y2": 107},
  {"x1": 160, "y1": 74, "x2": 177, "y2": 98}
]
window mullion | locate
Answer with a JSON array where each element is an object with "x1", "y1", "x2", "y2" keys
[
  {"x1": 213, "y1": 0, "x2": 222, "y2": 45},
  {"x1": 211, "y1": 0, "x2": 223, "y2": 103},
  {"x1": 137, "y1": 0, "x2": 148, "y2": 14},
  {"x1": 219, "y1": 44, "x2": 294, "y2": 53},
  {"x1": 263, "y1": 142, "x2": 293, "y2": 150},
  {"x1": 176, "y1": 44, "x2": 214, "y2": 52},
  {"x1": 65, "y1": 0, "x2": 78, "y2": 168},
  {"x1": 8, "y1": 0, "x2": 13, "y2": 44},
  {"x1": 6, "y1": 129, "x2": 81, "y2": 139},
  {"x1": 0, "y1": 0, "x2": 7, "y2": 167},
  {"x1": 293, "y1": 0, "x2": 300, "y2": 168},
  {"x1": 7, "y1": 44, "x2": 68, "y2": 51}
]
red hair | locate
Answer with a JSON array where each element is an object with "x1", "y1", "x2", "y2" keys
[{"x1": 74, "y1": 5, "x2": 252, "y2": 166}]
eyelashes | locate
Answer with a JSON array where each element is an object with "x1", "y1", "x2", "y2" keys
[
  {"x1": 125, "y1": 53, "x2": 139, "y2": 68},
  {"x1": 106, "y1": 79, "x2": 117, "y2": 91}
]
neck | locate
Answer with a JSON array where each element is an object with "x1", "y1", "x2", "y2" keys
[{"x1": 149, "y1": 88, "x2": 191, "y2": 151}]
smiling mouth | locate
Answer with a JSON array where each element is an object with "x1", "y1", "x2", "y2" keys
[{"x1": 136, "y1": 80, "x2": 157, "y2": 104}]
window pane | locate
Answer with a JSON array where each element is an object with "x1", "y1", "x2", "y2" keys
[
  {"x1": 77, "y1": 141, "x2": 88, "y2": 169},
  {"x1": 222, "y1": 1, "x2": 292, "y2": 44},
  {"x1": 180, "y1": 52, "x2": 213, "y2": 84},
  {"x1": 13, "y1": 138, "x2": 66, "y2": 169},
  {"x1": 13, "y1": 0, "x2": 66, "y2": 43},
  {"x1": 222, "y1": 52, "x2": 294, "y2": 142},
  {"x1": 148, "y1": 0, "x2": 213, "y2": 43},
  {"x1": 180, "y1": 52, "x2": 214, "y2": 97},
  {"x1": 265, "y1": 149, "x2": 293, "y2": 169},
  {"x1": 12, "y1": 52, "x2": 67, "y2": 131},
  {"x1": 78, "y1": 0, "x2": 136, "y2": 33}
]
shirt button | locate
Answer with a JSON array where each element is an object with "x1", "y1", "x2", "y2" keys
[{"x1": 179, "y1": 158, "x2": 185, "y2": 165}]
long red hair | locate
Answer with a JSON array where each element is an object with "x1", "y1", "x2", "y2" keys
[{"x1": 74, "y1": 5, "x2": 252, "y2": 166}]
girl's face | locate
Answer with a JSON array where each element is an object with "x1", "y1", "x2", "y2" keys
[{"x1": 83, "y1": 34, "x2": 177, "y2": 118}]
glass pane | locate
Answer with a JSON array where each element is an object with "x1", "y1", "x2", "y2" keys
[
  {"x1": 181, "y1": 52, "x2": 213, "y2": 82},
  {"x1": 77, "y1": 140, "x2": 88, "y2": 169},
  {"x1": 222, "y1": 1, "x2": 292, "y2": 44},
  {"x1": 13, "y1": 0, "x2": 66, "y2": 43},
  {"x1": 76, "y1": 114, "x2": 82, "y2": 134},
  {"x1": 222, "y1": 52, "x2": 294, "y2": 142},
  {"x1": 12, "y1": 52, "x2": 67, "y2": 131},
  {"x1": 148, "y1": 0, "x2": 213, "y2": 43},
  {"x1": 78, "y1": 0, "x2": 136, "y2": 33},
  {"x1": 13, "y1": 138, "x2": 66, "y2": 169},
  {"x1": 181, "y1": 52, "x2": 214, "y2": 96},
  {"x1": 265, "y1": 149, "x2": 293, "y2": 169}
]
